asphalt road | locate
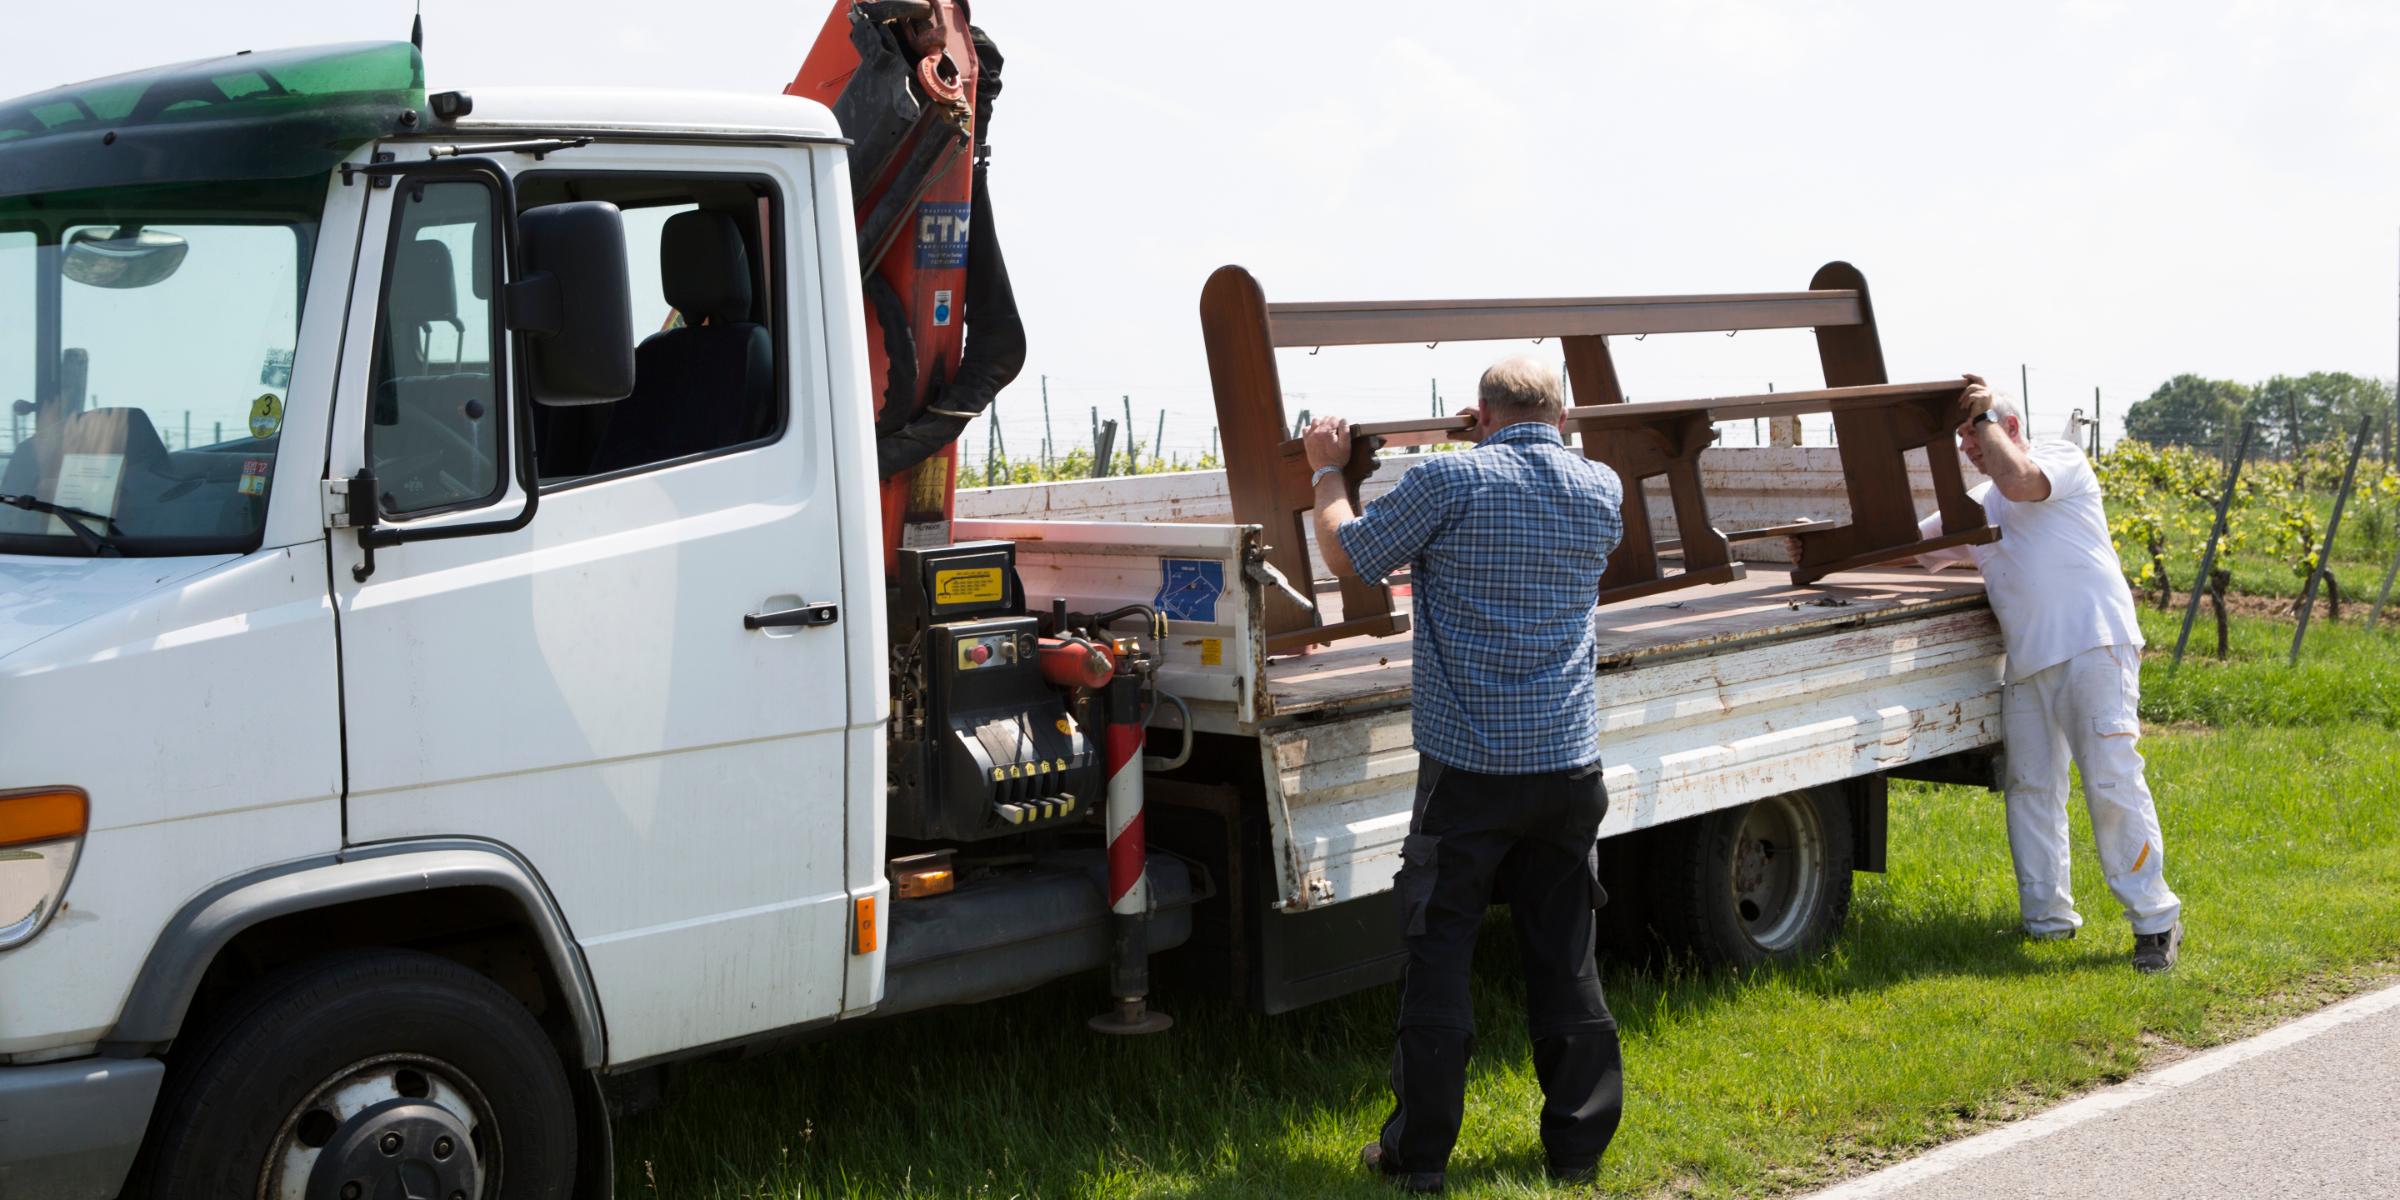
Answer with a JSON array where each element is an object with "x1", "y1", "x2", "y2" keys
[{"x1": 1806, "y1": 982, "x2": 2400, "y2": 1200}]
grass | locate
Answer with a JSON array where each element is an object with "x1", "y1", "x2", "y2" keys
[
  {"x1": 2135, "y1": 604, "x2": 2400, "y2": 728},
  {"x1": 616, "y1": 613, "x2": 2400, "y2": 1198}
]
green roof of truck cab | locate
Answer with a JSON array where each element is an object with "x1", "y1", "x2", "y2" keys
[{"x1": 0, "y1": 41, "x2": 424, "y2": 200}]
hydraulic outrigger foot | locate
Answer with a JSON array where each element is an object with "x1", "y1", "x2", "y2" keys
[{"x1": 1090, "y1": 994, "x2": 1173, "y2": 1036}]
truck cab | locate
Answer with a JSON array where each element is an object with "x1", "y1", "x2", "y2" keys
[{"x1": 0, "y1": 42, "x2": 1005, "y2": 1197}]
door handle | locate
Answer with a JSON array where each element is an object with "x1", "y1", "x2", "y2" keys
[{"x1": 745, "y1": 601, "x2": 839, "y2": 631}]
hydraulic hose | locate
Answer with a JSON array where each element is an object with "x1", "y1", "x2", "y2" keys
[{"x1": 877, "y1": 27, "x2": 1024, "y2": 480}]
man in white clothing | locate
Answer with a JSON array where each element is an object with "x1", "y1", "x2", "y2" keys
[{"x1": 1846, "y1": 375, "x2": 2184, "y2": 970}]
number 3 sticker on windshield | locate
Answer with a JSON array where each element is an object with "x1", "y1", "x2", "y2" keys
[{"x1": 248, "y1": 393, "x2": 283, "y2": 440}]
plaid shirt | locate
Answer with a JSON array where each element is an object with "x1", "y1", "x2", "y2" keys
[{"x1": 1337, "y1": 422, "x2": 1624, "y2": 774}]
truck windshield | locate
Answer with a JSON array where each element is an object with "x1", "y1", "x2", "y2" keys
[{"x1": 0, "y1": 176, "x2": 321, "y2": 556}]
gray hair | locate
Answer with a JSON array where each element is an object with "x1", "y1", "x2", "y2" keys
[
  {"x1": 1479, "y1": 356, "x2": 1564, "y2": 422},
  {"x1": 1987, "y1": 392, "x2": 2028, "y2": 443}
]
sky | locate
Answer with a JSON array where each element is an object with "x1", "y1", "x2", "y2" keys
[{"x1": 5, "y1": 0, "x2": 2397, "y2": 461}]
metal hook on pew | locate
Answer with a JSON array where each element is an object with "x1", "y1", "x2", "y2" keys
[
  {"x1": 1532, "y1": 337, "x2": 1545, "y2": 345},
  {"x1": 1726, "y1": 329, "x2": 1739, "y2": 338},
  {"x1": 1633, "y1": 333, "x2": 1647, "y2": 341},
  {"x1": 1426, "y1": 341, "x2": 1439, "y2": 350},
  {"x1": 1308, "y1": 346, "x2": 1321, "y2": 356}
]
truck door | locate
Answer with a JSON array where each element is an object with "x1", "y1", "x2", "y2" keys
[{"x1": 327, "y1": 153, "x2": 861, "y2": 1064}]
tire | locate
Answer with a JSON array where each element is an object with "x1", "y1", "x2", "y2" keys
[
  {"x1": 1652, "y1": 787, "x2": 1854, "y2": 969},
  {"x1": 137, "y1": 947, "x2": 577, "y2": 1200}
]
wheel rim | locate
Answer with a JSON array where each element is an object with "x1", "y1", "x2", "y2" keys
[
  {"x1": 1729, "y1": 792, "x2": 1826, "y2": 952},
  {"x1": 262, "y1": 1053, "x2": 497, "y2": 1200}
]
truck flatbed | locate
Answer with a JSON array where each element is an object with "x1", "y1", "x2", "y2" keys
[
  {"x1": 1264, "y1": 566, "x2": 1989, "y2": 719},
  {"x1": 964, "y1": 486, "x2": 2003, "y2": 920}
]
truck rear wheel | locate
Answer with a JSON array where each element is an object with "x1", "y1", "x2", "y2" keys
[
  {"x1": 1653, "y1": 788, "x2": 1854, "y2": 968},
  {"x1": 137, "y1": 948, "x2": 576, "y2": 1199}
]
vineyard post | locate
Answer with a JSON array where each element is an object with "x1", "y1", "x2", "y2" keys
[
  {"x1": 2369, "y1": 539, "x2": 2400, "y2": 632},
  {"x1": 2289, "y1": 415, "x2": 2375, "y2": 666},
  {"x1": 1153, "y1": 411, "x2": 1165, "y2": 471},
  {"x1": 1041, "y1": 375, "x2": 1053, "y2": 472},
  {"x1": 992, "y1": 396, "x2": 1007, "y2": 480},
  {"x1": 1122, "y1": 395, "x2": 1136, "y2": 475},
  {"x1": 2173, "y1": 424, "x2": 2252, "y2": 674},
  {"x1": 1091, "y1": 418, "x2": 1117, "y2": 479}
]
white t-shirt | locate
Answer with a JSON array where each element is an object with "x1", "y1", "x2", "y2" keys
[{"x1": 1918, "y1": 439, "x2": 2142, "y2": 682}]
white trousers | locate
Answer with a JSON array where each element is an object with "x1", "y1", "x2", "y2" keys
[{"x1": 2001, "y1": 644, "x2": 2182, "y2": 937}]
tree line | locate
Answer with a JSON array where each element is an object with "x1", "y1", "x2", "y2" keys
[{"x1": 2124, "y1": 371, "x2": 2397, "y2": 460}]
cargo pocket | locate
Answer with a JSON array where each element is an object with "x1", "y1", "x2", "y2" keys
[
  {"x1": 1395, "y1": 833, "x2": 1441, "y2": 938},
  {"x1": 2093, "y1": 716, "x2": 2139, "y2": 740}
]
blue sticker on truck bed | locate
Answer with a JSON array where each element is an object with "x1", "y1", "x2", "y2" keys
[
  {"x1": 915, "y1": 202, "x2": 971, "y2": 269},
  {"x1": 1155, "y1": 558, "x2": 1224, "y2": 623}
]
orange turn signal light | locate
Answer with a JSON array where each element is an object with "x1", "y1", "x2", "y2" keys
[
  {"x1": 853, "y1": 896, "x2": 878, "y2": 954},
  {"x1": 0, "y1": 788, "x2": 87, "y2": 848}
]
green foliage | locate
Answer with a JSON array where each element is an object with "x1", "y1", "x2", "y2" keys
[
  {"x1": 965, "y1": 443, "x2": 1222, "y2": 487},
  {"x1": 2095, "y1": 436, "x2": 2400, "y2": 620},
  {"x1": 2122, "y1": 374, "x2": 2252, "y2": 452},
  {"x1": 2250, "y1": 372, "x2": 2394, "y2": 459},
  {"x1": 2123, "y1": 370, "x2": 2392, "y2": 463}
]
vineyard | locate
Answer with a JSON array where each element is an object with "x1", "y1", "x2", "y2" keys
[{"x1": 2097, "y1": 438, "x2": 2400, "y2": 657}]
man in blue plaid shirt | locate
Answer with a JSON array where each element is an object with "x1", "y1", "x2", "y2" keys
[{"x1": 1305, "y1": 356, "x2": 1626, "y2": 1193}]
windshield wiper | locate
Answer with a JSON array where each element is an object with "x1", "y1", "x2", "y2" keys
[{"x1": 0, "y1": 494, "x2": 125, "y2": 555}]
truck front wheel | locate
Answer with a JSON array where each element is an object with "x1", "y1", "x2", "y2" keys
[
  {"x1": 1655, "y1": 787, "x2": 1854, "y2": 968},
  {"x1": 137, "y1": 948, "x2": 577, "y2": 1199}
]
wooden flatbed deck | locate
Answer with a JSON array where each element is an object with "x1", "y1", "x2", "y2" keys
[{"x1": 1263, "y1": 566, "x2": 1988, "y2": 718}]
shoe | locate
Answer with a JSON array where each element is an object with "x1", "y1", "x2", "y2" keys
[
  {"x1": 1547, "y1": 1158, "x2": 1600, "y2": 1186},
  {"x1": 1359, "y1": 1141, "x2": 1445, "y2": 1194},
  {"x1": 2026, "y1": 925, "x2": 2077, "y2": 942},
  {"x1": 2133, "y1": 921, "x2": 2183, "y2": 973}
]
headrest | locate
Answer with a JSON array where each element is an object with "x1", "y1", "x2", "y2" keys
[
  {"x1": 390, "y1": 239, "x2": 460, "y2": 330},
  {"x1": 660, "y1": 211, "x2": 752, "y2": 326}
]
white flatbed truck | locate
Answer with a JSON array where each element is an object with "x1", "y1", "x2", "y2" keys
[{"x1": 0, "y1": 41, "x2": 2001, "y2": 1199}]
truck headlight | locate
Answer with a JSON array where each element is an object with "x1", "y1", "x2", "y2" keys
[{"x1": 0, "y1": 788, "x2": 87, "y2": 951}]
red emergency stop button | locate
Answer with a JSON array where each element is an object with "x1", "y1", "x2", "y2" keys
[{"x1": 967, "y1": 643, "x2": 992, "y2": 665}]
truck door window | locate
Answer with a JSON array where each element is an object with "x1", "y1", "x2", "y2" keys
[
  {"x1": 368, "y1": 180, "x2": 503, "y2": 518},
  {"x1": 517, "y1": 175, "x2": 784, "y2": 485}
]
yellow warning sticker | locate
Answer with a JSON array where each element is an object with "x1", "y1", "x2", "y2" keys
[
  {"x1": 933, "y1": 566, "x2": 1004, "y2": 605},
  {"x1": 1055, "y1": 716, "x2": 1075, "y2": 736},
  {"x1": 1199, "y1": 638, "x2": 1223, "y2": 666}
]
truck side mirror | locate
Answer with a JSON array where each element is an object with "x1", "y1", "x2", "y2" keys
[{"x1": 507, "y1": 201, "x2": 634, "y2": 406}]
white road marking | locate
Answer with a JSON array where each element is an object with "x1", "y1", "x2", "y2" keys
[{"x1": 1806, "y1": 981, "x2": 2400, "y2": 1199}]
